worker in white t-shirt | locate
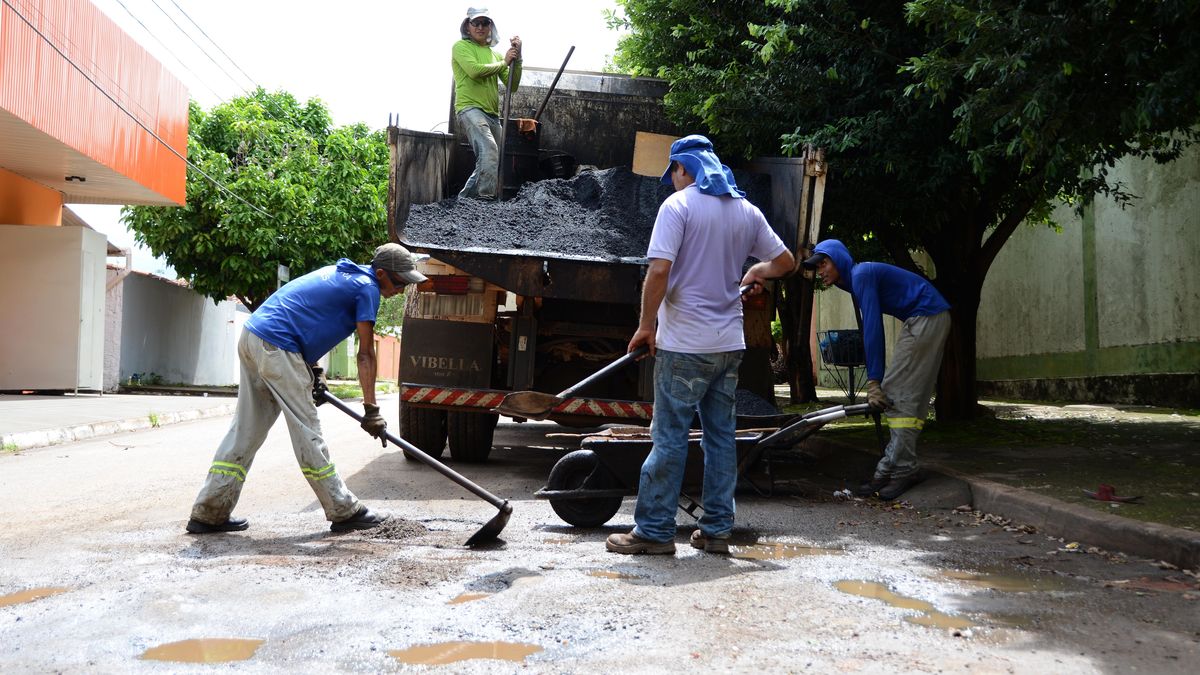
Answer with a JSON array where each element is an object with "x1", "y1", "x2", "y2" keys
[{"x1": 607, "y1": 135, "x2": 795, "y2": 556}]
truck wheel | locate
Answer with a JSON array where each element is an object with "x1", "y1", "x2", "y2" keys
[
  {"x1": 447, "y1": 411, "x2": 498, "y2": 463},
  {"x1": 546, "y1": 450, "x2": 624, "y2": 528},
  {"x1": 400, "y1": 401, "x2": 447, "y2": 459}
]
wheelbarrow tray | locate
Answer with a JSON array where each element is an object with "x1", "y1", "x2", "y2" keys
[{"x1": 534, "y1": 403, "x2": 874, "y2": 527}]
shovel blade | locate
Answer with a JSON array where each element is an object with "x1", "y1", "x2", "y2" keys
[
  {"x1": 492, "y1": 391, "x2": 563, "y2": 420},
  {"x1": 463, "y1": 501, "x2": 513, "y2": 547}
]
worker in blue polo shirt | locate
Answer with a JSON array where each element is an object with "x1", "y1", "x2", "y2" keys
[
  {"x1": 186, "y1": 243, "x2": 427, "y2": 534},
  {"x1": 803, "y1": 239, "x2": 951, "y2": 501}
]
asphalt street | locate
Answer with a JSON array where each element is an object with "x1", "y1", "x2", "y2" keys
[{"x1": 1, "y1": 395, "x2": 1197, "y2": 673}]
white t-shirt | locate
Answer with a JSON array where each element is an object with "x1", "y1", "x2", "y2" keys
[{"x1": 646, "y1": 185, "x2": 788, "y2": 353}]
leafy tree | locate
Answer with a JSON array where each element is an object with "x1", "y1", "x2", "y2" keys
[
  {"x1": 610, "y1": 0, "x2": 1200, "y2": 419},
  {"x1": 124, "y1": 89, "x2": 390, "y2": 312}
]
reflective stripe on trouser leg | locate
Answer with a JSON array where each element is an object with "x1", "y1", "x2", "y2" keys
[
  {"x1": 190, "y1": 330, "x2": 281, "y2": 524},
  {"x1": 875, "y1": 312, "x2": 951, "y2": 479},
  {"x1": 258, "y1": 344, "x2": 360, "y2": 522}
]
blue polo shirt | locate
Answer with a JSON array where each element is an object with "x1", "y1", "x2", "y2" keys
[{"x1": 245, "y1": 259, "x2": 381, "y2": 363}]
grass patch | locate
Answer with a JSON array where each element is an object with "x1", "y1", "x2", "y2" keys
[
  {"x1": 148, "y1": 412, "x2": 161, "y2": 428},
  {"x1": 2, "y1": 442, "x2": 19, "y2": 453},
  {"x1": 327, "y1": 380, "x2": 398, "y2": 401}
]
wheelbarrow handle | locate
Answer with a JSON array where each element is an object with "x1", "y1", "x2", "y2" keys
[{"x1": 319, "y1": 390, "x2": 509, "y2": 512}]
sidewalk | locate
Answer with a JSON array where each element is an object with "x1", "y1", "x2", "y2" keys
[
  {"x1": 0, "y1": 392, "x2": 237, "y2": 451},
  {"x1": 783, "y1": 386, "x2": 1200, "y2": 569},
  {"x1": 3, "y1": 386, "x2": 1198, "y2": 569}
]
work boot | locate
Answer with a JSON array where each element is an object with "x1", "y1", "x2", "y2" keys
[
  {"x1": 605, "y1": 531, "x2": 675, "y2": 555},
  {"x1": 330, "y1": 506, "x2": 386, "y2": 532},
  {"x1": 689, "y1": 529, "x2": 730, "y2": 555},
  {"x1": 854, "y1": 475, "x2": 888, "y2": 497},
  {"x1": 185, "y1": 517, "x2": 249, "y2": 534},
  {"x1": 878, "y1": 473, "x2": 924, "y2": 501}
]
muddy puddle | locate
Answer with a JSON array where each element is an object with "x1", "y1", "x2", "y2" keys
[
  {"x1": 448, "y1": 593, "x2": 492, "y2": 605},
  {"x1": 141, "y1": 638, "x2": 264, "y2": 663},
  {"x1": 731, "y1": 542, "x2": 841, "y2": 560},
  {"x1": 0, "y1": 587, "x2": 70, "y2": 607},
  {"x1": 937, "y1": 567, "x2": 1068, "y2": 593},
  {"x1": 389, "y1": 641, "x2": 543, "y2": 665},
  {"x1": 836, "y1": 580, "x2": 975, "y2": 630},
  {"x1": 588, "y1": 570, "x2": 643, "y2": 580},
  {"x1": 450, "y1": 571, "x2": 543, "y2": 604}
]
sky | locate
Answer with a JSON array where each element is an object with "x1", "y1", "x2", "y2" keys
[{"x1": 72, "y1": 0, "x2": 627, "y2": 276}]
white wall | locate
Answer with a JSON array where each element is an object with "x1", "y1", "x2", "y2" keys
[
  {"x1": 0, "y1": 225, "x2": 106, "y2": 391},
  {"x1": 117, "y1": 273, "x2": 247, "y2": 386}
]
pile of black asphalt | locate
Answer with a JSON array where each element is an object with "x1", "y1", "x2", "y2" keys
[
  {"x1": 402, "y1": 167, "x2": 772, "y2": 260},
  {"x1": 403, "y1": 167, "x2": 672, "y2": 259}
]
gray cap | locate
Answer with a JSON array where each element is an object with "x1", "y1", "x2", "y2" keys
[{"x1": 372, "y1": 243, "x2": 428, "y2": 284}]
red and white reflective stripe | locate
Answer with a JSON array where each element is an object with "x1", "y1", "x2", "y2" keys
[
  {"x1": 555, "y1": 397, "x2": 652, "y2": 420},
  {"x1": 402, "y1": 385, "x2": 506, "y2": 410},
  {"x1": 401, "y1": 385, "x2": 653, "y2": 419}
]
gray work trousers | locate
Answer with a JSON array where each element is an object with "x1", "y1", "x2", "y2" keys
[
  {"x1": 875, "y1": 311, "x2": 951, "y2": 479},
  {"x1": 190, "y1": 330, "x2": 361, "y2": 525}
]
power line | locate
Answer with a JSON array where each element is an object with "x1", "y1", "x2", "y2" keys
[
  {"x1": 109, "y1": 0, "x2": 227, "y2": 103},
  {"x1": 168, "y1": 0, "x2": 259, "y2": 91},
  {"x1": 0, "y1": 0, "x2": 271, "y2": 217},
  {"x1": 148, "y1": 0, "x2": 250, "y2": 94}
]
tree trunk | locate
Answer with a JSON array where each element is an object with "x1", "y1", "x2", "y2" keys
[
  {"x1": 935, "y1": 296, "x2": 980, "y2": 421},
  {"x1": 781, "y1": 275, "x2": 818, "y2": 403}
]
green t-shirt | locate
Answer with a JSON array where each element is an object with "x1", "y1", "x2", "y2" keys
[{"x1": 451, "y1": 39, "x2": 521, "y2": 116}]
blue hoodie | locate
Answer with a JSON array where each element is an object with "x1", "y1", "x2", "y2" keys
[
  {"x1": 245, "y1": 259, "x2": 382, "y2": 364},
  {"x1": 813, "y1": 239, "x2": 950, "y2": 382}
]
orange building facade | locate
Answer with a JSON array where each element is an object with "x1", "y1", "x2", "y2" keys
[
  {"x1": 1, "y1": 0, "x2": 187, "y2": 391},
  {"x1": 0, "y1": 0, "x2": 188, "y2": 219}
]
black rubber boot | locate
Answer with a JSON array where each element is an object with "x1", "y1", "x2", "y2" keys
[
  {"x1": 854, "y1": 475, "x2": 888, "y2": 497},
  {"x1": 330, "y1": 506, "x2": 385, "y2": 532},
  {"x1": 185, "y1": 517, "x2": 249, "y2": 534},
  {"x1": 878, "y1": 473, "x2": 925, "y2": 501}
]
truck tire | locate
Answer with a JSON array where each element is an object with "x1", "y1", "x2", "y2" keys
[
  {"x1": 546, "y1": 450, "x2": 624, "y2": 528},
  {"x1": 400, "y1": 401, "x2": 447, "y2": 459},
  {"x1": 447, "y1": 411, "x2": 498, "y2": 463}
]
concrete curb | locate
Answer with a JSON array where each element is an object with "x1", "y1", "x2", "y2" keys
[
  {"x1": 802, "y1": 437, "x2": 1200, "y2": 570},
  {"x1": 2, "y1": 403, "x2": 238, "y2": 452},
  {"x1": 935, "y1": 465, "x2": 1200, "y2": 571}
]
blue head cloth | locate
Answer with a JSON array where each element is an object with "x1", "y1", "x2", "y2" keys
[{"x1": 659, "y1": 134, "x2": 745, "y2": 198}]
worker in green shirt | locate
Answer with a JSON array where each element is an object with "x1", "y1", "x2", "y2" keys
[{"x1": 453, "y1": 7, "x2": 522, "y2": 200}]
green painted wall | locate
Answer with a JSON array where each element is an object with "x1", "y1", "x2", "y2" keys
[{"x1": 978, "y1": 146, "x2": 1200, "y2": 381}]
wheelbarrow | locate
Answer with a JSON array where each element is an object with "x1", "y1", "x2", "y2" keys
[{"x1": 534, "y1": 402, "x2": 876, "y2": 527}]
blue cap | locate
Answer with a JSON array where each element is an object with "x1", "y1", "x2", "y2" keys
[{"x1": 659, "y1": 134, "x2": 744, "y2": 198}]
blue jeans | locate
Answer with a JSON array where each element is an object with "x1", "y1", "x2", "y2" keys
[
  {"x1": 633, "y1": 349, "x2": 744, "y2": 543},
  {"x1": 457, "y1": 107, "x2": 501, "y2": 199}
]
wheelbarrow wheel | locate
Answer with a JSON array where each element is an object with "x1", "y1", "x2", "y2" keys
[{"x1": 546, "y1": 450, "x2": 623, "y2": 528}]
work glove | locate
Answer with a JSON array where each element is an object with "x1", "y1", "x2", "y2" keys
[
  {"x1": 866, "y1": 380, "x2": 890, "y2": 411},
  {"x1": 361, "y1": 404, "x2": 388, "y2": 447},
  {"x1": 310, "y1": 367, "x2": 328, "y2": 406}
]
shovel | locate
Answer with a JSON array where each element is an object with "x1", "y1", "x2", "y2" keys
[
  {"x1": 317, "y1": 390, "x2": 511, "y2": 547},
  {"x1": 493, "y1": 284, "x2": 759, "y2": 420},
  {"x1": 493, "y1": 344, "x2": 651, "y2": 420}
]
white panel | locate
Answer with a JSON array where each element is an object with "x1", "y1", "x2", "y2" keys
[{"x1": 0, "y1": 225, "x2": 85, "y2": 389}]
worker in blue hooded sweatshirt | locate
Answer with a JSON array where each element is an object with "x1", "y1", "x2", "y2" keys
[{"x1": 803, "y1": 240, "x2": 951, "y2": 500}]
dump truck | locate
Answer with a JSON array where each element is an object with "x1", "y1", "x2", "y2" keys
[{"x1": 387, "y1": 68, "x2": 824, "y2": 463}]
